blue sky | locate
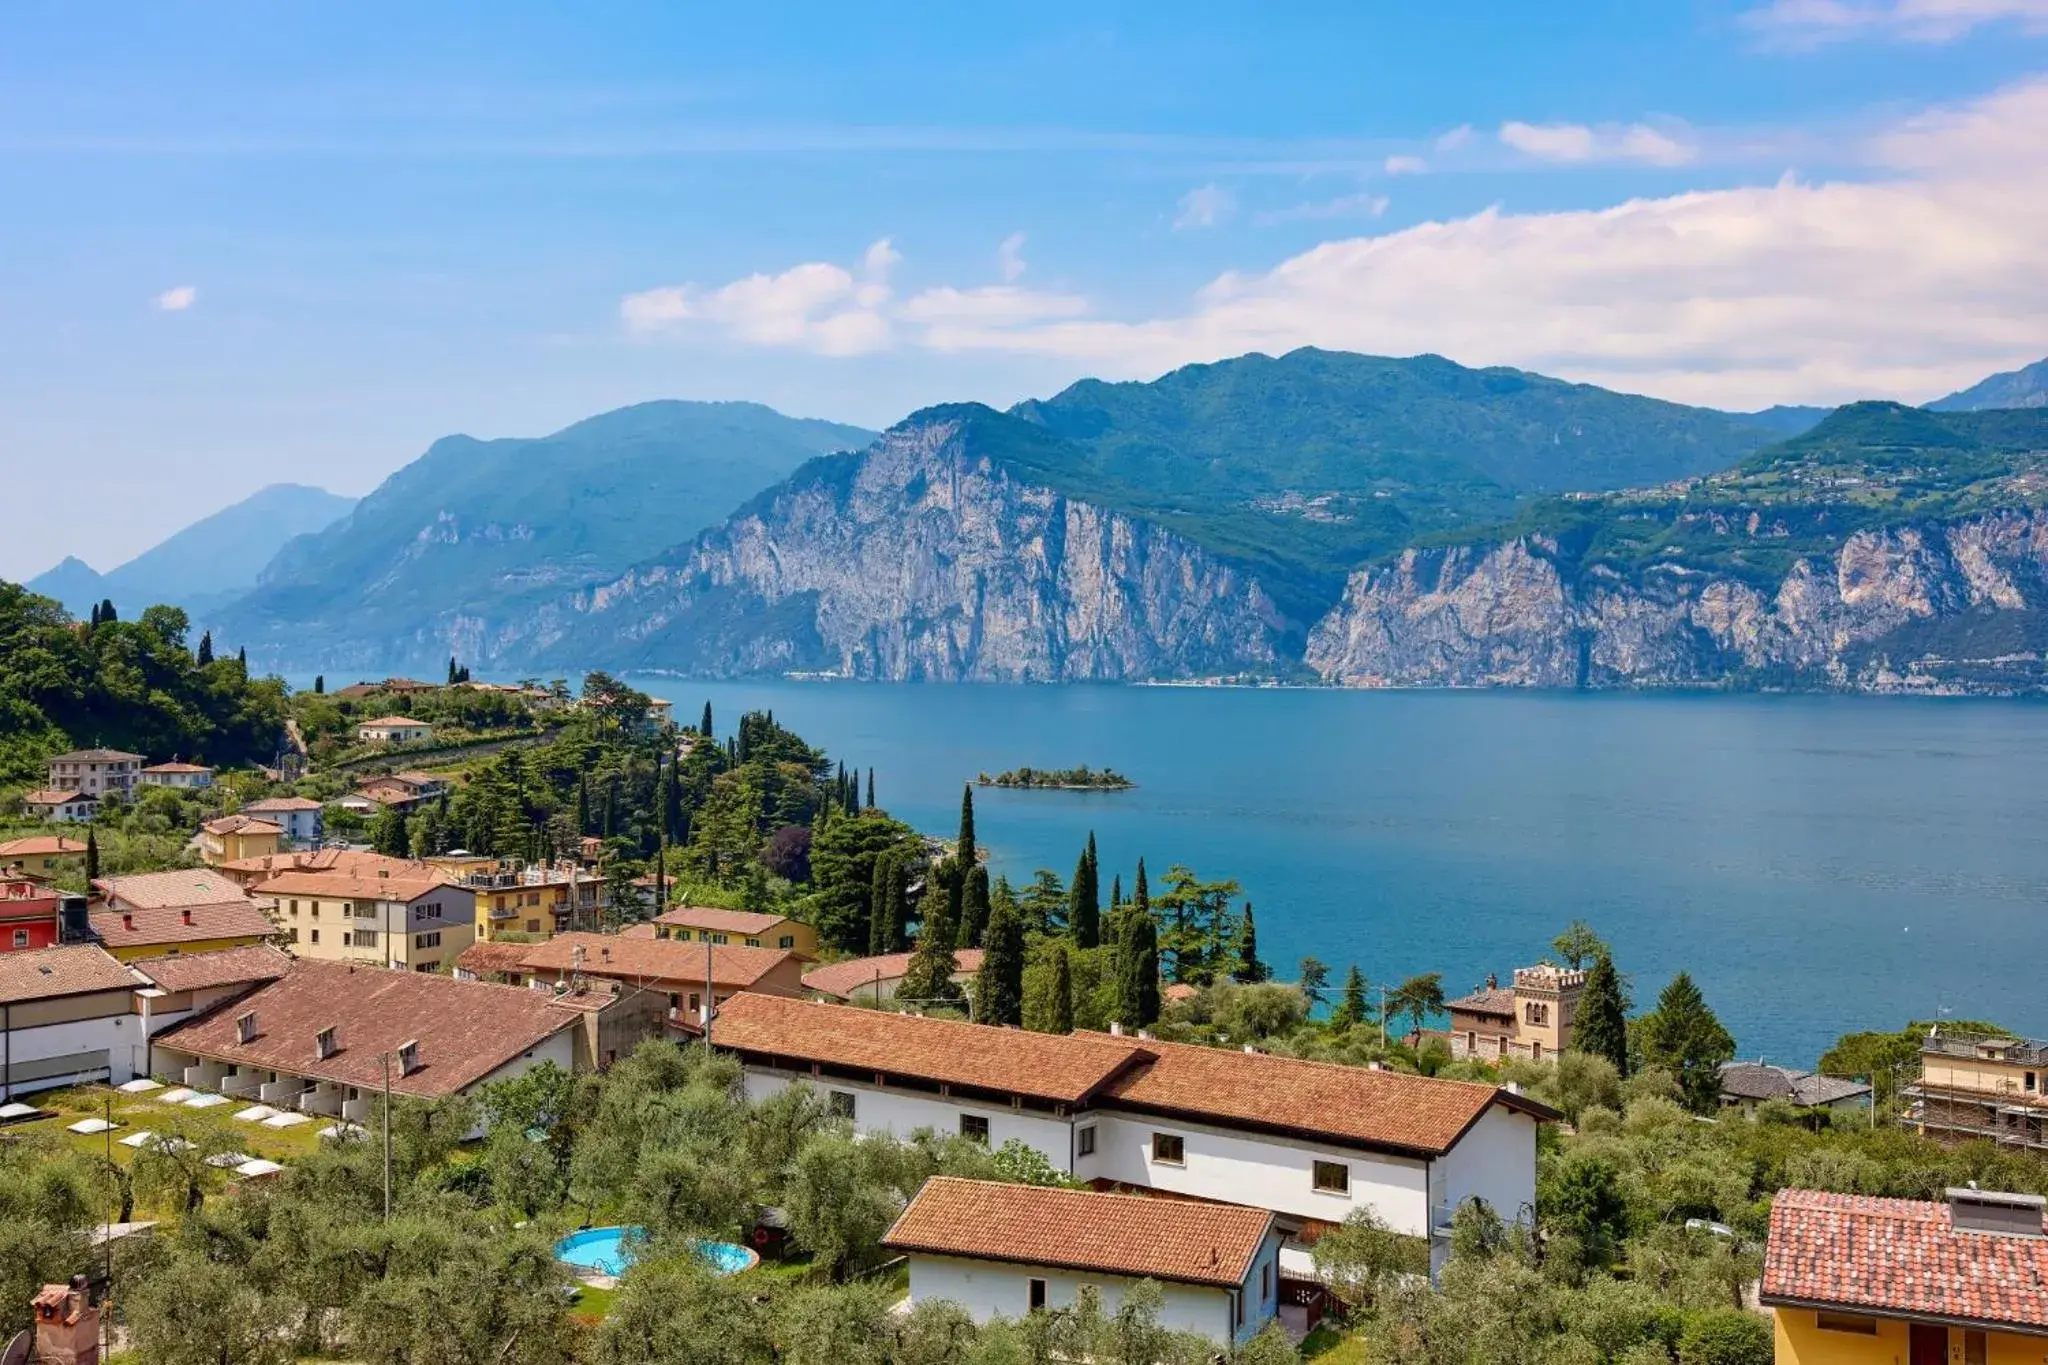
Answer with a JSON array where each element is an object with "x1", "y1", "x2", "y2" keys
[{"x1": 4, "y1": 0, "x2": 2048, "y2": 577}]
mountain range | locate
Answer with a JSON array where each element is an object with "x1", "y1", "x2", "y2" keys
[{"x1": 18, "y1": 348, "x2": 2048, "y2": 693}]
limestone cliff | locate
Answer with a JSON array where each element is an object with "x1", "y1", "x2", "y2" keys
[
  {"x1": 1304, "y1": 511, "x2": 2048, "y2": 693},
  {"x1": 500, "y1": 413, "x2": 1291, "y2": 681}
]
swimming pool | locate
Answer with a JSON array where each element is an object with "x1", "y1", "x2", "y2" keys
[{"x1": 552, "y1": 1226, "x2": 758, "y2": 1278}]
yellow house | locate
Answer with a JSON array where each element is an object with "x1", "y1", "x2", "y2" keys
[
  {"x1": 1763, "y1": 1186, "x2": 2048, "y2": 1365},
  {"x1": 0, "y1": 835, "x2": 89, "y2": 878},
  {"x1": 431, "y1": 859, "x2": 612, "y2": 942},
  {"x1": 255, "y1": 867, "x2": 476, "y2": 974},
  {"x1": 652, "y1": 906, "x2": 817, "y2": 956},
  {"x1": 88, "y1": 895, "x2": 278, "y2": 962},
  {"x1": 198, "y1": 815, "x2": 283, "y2": 866}
]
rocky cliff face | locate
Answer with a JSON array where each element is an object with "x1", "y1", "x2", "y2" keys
[
  {"x1": 499, "y1": 416, "x2": 1291, "y2": 681},
  {"x1": 1304, "y1": 511, "x2": 2048, "y2": 692}
]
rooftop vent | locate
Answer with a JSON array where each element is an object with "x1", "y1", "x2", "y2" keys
[
  {"x1": 1948, "y1": 1187, "x2": 2046, "y2": 1238},
  {"x1": 1108, "y1": 1021, "x2": 1124, "y2": 1036},
  {"x1": 315, "y1": 1025, "x2": 338, "y2": 1060},
  {"x1": 235, "y1": 1011, "x2": 256, "y2": 1044},
  {"x1": 396, "y1": 1039, "x2": 420, "y2": 1076},
  {"x1": 181, "y1": 909, "x2": 193, "y2": 925},
  {"x1": 122, "y1": 913, "x2": 134, "y2": 931}
]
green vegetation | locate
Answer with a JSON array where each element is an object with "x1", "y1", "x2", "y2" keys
[
  {"x1": 0, "y1": 582, "x2": 288, "y2": 785},
  {"x1": 977, "y1": 764, "x2": 1134, "y2": 790}
]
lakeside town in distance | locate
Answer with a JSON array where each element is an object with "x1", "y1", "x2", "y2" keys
[{"x1": 4, "y1": 644, "x2": 2044, "y2": 1365}]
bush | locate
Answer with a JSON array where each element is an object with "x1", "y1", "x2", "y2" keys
[{"x1": 1676, "y1": 1309, "x2": 1772, "y2": 1365}]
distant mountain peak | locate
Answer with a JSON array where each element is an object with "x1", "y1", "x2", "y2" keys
[{"x1": 1929, "y1": 356, "x2": 2048, "y2": 412}]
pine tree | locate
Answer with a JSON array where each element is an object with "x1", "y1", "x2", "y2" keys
[
  {"x1": 958, "y1": 864, "x2": 991, "y2": 948},
  {"x1": 85, "y1": 829, "x2": 99, "y2": 883},
  {"x1": 1574, "y1": 952, "x2": 1630, "y2": 1076},
  {"x1": 1046, "y1": 945, "x2": 1074, "y2": 1034},
  {"x1": 1332, "y1": 965, "x2": 1368, "y2": 1030},
  {"x1": 957, "y1": 785, "x2": 976, "y2": 867},
  {"x1": 901, "y1": 893, "x2": 962, "y2": 1007},
  {"x1": 1636, "y1": 971, "x2": 1735, "y2": 1113},
  {"x1": 1231, "y1": 902, "x2": 1268, "y2": 983},
  {"x1": 701, "y1": 700, "x2": 714, "y2": 738},
  {"x1": 1069, "y1": 835, "x2": 1100, "y2": 949},
  {"x1": 196, "y1": 631, "x2": 214, "y2": 666},
  {"x1": 976, "y1": 897, "x2": 1026, "y2": 1026}
]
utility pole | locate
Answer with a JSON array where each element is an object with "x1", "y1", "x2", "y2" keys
[
  {"x1": 381, "y1": 1051, "x2": 392, "y2": 1222},
  {"x1": 703, "y1": 936, "x2": 714, "y2": 1045},
  {"x1": 1379, "y1": 986, "x2": 1389, "y2": 1049}
]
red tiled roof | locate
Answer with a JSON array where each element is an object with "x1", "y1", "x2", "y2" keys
[
  {"x1": 517, "y1": 932, "x2": 799, "y2": 990},
  {"x1": 50, "y1": 748, "x2": 144, "y2": 763},
  {"x1": 201, "y1": 815, "x2": 284, "y2": 837},
  {"x1": 91, "y1": 900, "x2": 277, "y2": 949},
  {"x1": 220, "y1": 849, "x2": 416, "y2": 880},
  {"x1": 96, "y1": 869, "x2": 255, "y2": 910},
  {"x1": 654, "y1": 906, "x2": 794, "y2": 936},
  {"x1": 359, "y1": 715, "x2": 432, "y2": 727},
  {"x1": 242, "y1": 797, "x2": 323, "y2": 812},
  {"x1": 714, "y1": 992, "x2": 1147, "y2": 1104},
  {"x1": 1763, "y1": 1188, "x2": 2048, "y2": 1333},
  {"x1": 133, "y1": 944, "x2": 293, "y2": 993},
  {"x1": 0, "y1": 837, "x2": 88, "y2": 858},
  {"x1": 802, "y1": 949, "x2": 985, "y2": 999},
  {"x1": 1446, "y1": 987, "x2": 1517, "y2": 1017},
  {"x1": 22, "y1": 790, "x2": 92, "y2": 806},
  {"x1": 0, "y1": 945, "x2": 138, "y2": 1005},
  {"x1": 253, "y1": 868, "x2": 456, "y2": 902},
  {"x1": 151, "y1": 958, "x2": 578, "y2": 1097},
  {"x1": 456, "y1": 940, "x2": 539, "y2": 978},
  {"x1": 1090, "y1": 1031, "x2": 1536, "y2": 1156},
  {"x1": 885, "y1": 1177, "x2": 1273, "y2": 1288}
]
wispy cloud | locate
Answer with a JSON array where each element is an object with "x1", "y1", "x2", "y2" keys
[
  {"x1": 1383, "y1": 155, "x2": 1428, "y2": 175},
  {"x1": 997, "y1": 232, "x2": 1027, "y2": 283},
  {"x1": 631, "y1": 77, "x2": 2048, "y2": 410},
  {"x1": 1498, "y1": 120, "x2": 1694, "y2": 166},
  {"x1": 1255, "y1": 192, "x2": 1390, "y2": 226},
  {"x1": 1435, "y1": 125, "x2": 1474, "y2": 152},
  {"x1": 1742, "y1": 0, "x2": 2048, "y2": 46},
  {"x1": 154, "y1": 285, "x2": 197, "y2": 311},
  {"x1": 1173, "y1": 183, "x2": 1236, "y2": 230}
]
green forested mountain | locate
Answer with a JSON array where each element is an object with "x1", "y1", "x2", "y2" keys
[
  {"x1": 210, "y1": 401, "x2": 874, "y2": 670},
  {"x1": 0, "y1": 584, "x2": 288, "y2": 783},
  {"x1": 1929, "y1": 356, "x2": 2048, "y2": 412},
  {"x1": 27, "y1": 483, "x2": 356, "y2": 619}
]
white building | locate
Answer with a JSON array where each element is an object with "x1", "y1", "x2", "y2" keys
[
  {"x1": 714, "y1": 993, "x2": 1555, "y2": 1275},
  {"x1": 20, "y1": 790, "x2": 97, "y2": 824},
  {"x1": 355, "y1": 716, "x2": 434, "y2": 746},
  {"x1": 138, "y1": 762, "x2": 216, "y2": 790},
  {"x1": 240, "y1": 796, "x2": 324, "y2": 846},
  {"x1": 45, "y1": 749, "x2": 146, "y2": 801},
  {"x1": 0, "y1": 945, "x2": 145, "y2": 1099},
  {"x1": 886, "y1": 1177, "x2": 1281, "y2": 1346}
]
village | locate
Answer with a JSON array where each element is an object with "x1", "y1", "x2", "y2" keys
[{"x1": 2, "y1": 673, "x2": 2045, "y2": 1365}]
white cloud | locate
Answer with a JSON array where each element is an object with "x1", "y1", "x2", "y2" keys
[
  {"x1": 1499, "y1": 120, "x2": 1695, "y2": 166},
  {"x1": 154, "y1": 285, "x2": 197, "y2": 311},
  {"x1": 1255, "y1": 192, "x2": 1391, "y2": 226},
  {"x1": 1435, "y1": 125, "x2": 1475, "y2": 152},
  {"x1": 997, "y1": 232, "x2": 1027, "y2": 283},
  {"x1": 1383, "y1": 154, "x2": 1429, "y2": 175},
  {"x1": 1743, "y1": 0, "x2": 2048, "y2": 45},
  {"x1": 1174, "y1": 183, "x2": 1236, "y2": 230}
]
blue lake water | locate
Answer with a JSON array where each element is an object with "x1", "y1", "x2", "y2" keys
[{"x1": 622, "y1": 679, "x2": 2048, "y2": 1066}]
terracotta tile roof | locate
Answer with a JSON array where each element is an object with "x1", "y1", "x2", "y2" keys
[
  {"x1": 0, "y1": 837, "x2": 88, "y2": 858},
  {"x1": 151, "y1": 958, "x2": 578, "y2": 1097},
  {"x1": 23, "y1": 790, "x2": 92, "y2": 805},
  {"x1": 96, "y1": 869, "x2": 252, "y2": 910},
  {"x1": 253, "y1": 868, "x2": 456, "y2": 902},
  {"x1": 618, "y1": 922, "x2": 658, "y2": 940},
  {"x1": 802, "y1": 949, "x2": 985, "y2": 999},
  {"x1": 0, "y1": 945, "x2": 139, "y2": 1005},
  {"x1": 654, "y1": 906, "x2": 794, "y2": 936},
  {"x1": 201, "y1": 815, "x2": 284, "y2": 837},
  {"x1": 1763, "y1": 1188, "x2": 2048, "y2": 1332},
  {"x1": 141, "y1": 762, "x2": 213, "y2": 774},
  {"x1": 242, "y1": 797, "x2": 323, "y2": 812},
  {"x1": 91, "y1": 900, "x2": 277, "y2": 949},
  {"x1": 133, "y1": 944, "x2": 293, "y2": 993},
  {"x1": 885, "y1": 1177, "x2": 1273, "y2": 1288},
  {"x1": 221, "y1": 849, "x2": 415, "y2": 880},
  {"x1": 1088, "y1": 1032, "x2": 1546, "y2": 1155},
  {"x1": 517, "y1": 932, "x2": 799, "y2": 990},
  {"x1": 359, "y1": 715, "x2": 432, "y2": 727},
  {"x1": 714, "y1": 993, "x2": 1147, "y2": 1104},
  {"x1": 1446, "y1": 987, "x2": 1517, "y2": 1017},
  {"x1": 456, "y1": 940, "x2": 540, "y2": 978}
]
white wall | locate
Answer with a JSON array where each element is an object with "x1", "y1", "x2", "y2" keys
[
  {"x1": 2, "y1": 1011, "x2": 135, "y2": 1095},
  {"x1": 1079, "y1": 1112, "x2": 1432, "y2": 1235},
  {"x1": 906, "y1": 1250, "x2": 1277, "y2": 1346},
  {"x1": 743, "y1": 1066, "x2": 1077, "y2": 1170},
  {"x1": 1434, "y1": 1104, "x2": 1537, "y2": 1228}
]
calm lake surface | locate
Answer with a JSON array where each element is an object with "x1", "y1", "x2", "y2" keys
[{"x1": 620, "y1": 679, "x2": 2048, "y2": 1065}]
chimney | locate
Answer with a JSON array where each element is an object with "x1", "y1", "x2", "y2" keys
[
  {"x1": 181, "y1": 908, "x2": 194, "y2": 925},
  {"x1": 1948, "y1": 1187, "x2": 2046, "y2": 1238},
  {"x1": 1108, "y1": 1021, "x2": 1124, "y2": 1037},
  {"x1": 122, "y1": 912, "x2": 134, "y2": 931},
  {"x1": 1486, "y1": 972, "x2": 1498, "y2": 990},
  {"x1": 397, "y1": 1039, "x2": 421, "y2": 1076},
  {"x1": 31, "y1": 1278, "x2": 101, "y2": 1365}
]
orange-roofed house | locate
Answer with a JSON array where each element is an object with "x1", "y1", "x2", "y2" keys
[
  {"x1": 712, "y1": 992, "x2": 1557, "y2": 1279},
  {"x1": 138, "y1": 761, "x2": 215, "y2": 790},
  {"x1": 886, "y1": 1177, "x2": 1281, "y2": 1345},
  {"x1": 1763, "y1": 1186, "x2": 2048, "y2": 1365},
  {"x1": 801, "y1": 948, "x2": 985, "y2": 1005},
  {"x1": 197, "y1": 814, "x2": 283, "y2": 865},
  {"x1": 513, "y1": 931, "x2": 806, "y2": 1026},
  {"x1": 240, "y1": 796, "x2": 324, "y2": 847},
  {"x1": 255, "y1": 866, "x2": 475, "y2": 973},
  {"x1": 0, "y1": 944, "x2": 146, "y2": 1098},
  {"x1": 654, "y1": 905, "x2": 818, "y2": 956},
  {"x1": 20, "y1": 789, "x2": 97, "y2": 824},
  {"x1": 0, "y1": 836, "x2": 89, "y2": 878},
  {"x1": 90, "y1": 869, "x2": 278, "y2": 961}
]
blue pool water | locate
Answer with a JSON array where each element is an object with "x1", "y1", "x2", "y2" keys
[{"x1": 553, "y1": 1225, "x2": 756, "y2": 1276}]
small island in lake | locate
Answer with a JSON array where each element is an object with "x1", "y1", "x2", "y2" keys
[{"x1": 978, "y1": 765, "x2": 1135, "y2": 791}]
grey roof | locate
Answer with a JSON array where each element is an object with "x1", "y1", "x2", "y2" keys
[
  {"x1": 1720, "y1": 1062, "x2": 1871, "y2": 1107},
  {"x1": 1446, "y1": 987, "x2": 1517, "y2": 1016}
]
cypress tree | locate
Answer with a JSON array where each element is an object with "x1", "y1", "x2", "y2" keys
[
  {"x1": 1110, "y1": 874, "x2": 1122, "y2": 911},
  {"x1": 236, "y1": 645, "x2": 246, "y2": 667},
  {"x1": 1575, "y1": 952, "x2": 1630, "y2": 1076},
  {"x1": 447, "y1": 656, "x2": 458, "y2": 685},
  {"x1": 957, "y1": 785, "x2": 976, "y2": 867},
  {"x1": 576, "y1": 775, "x2": 590, "y2": 835},
  {"x1": 85, "y1": 829, "x2": 99, "y2": 883},
  {"x1": 1231, "y1": 902, "x2": 1268, "y2": 983},
  {"x1": 1332, "y1": 965, "x2": 1368, "y2": 1030},
  {"x1": 1069, "y1": 836, "x2": 1100, "y2": 949},
  {"x1": 89, "y1": 602, "x2": 100, "y2": 628},
  {"x1": 958, "y1": 863, "x2": 991, "y2": 948},
  {"x1": 1116, "y1": 900, "x2": 1161, "y2": 1028},
  {"x1": 701, "y1": 700, "x2": 713, "y2": 738},
  {"x1": 604, "y1": 773, "x2": 620, "y2": 838},
  {"x1": 313, "y1": 674, "x2": 324, "y2": 694},
  {"x1": 1047, "y1": 945, "x2": 1074, "y2": 1034},
  {"x1": 99, "y1": 599, "x2": 117, "y2": 623},
  {"x1": 868, "y1": 852, "x2": 895, "y2": 955},
  {"x1": 976, "y1": 897, "x2": 1026, "y2": 1026},
  {"x1": 901, "y1": 893, "x2": 962, "y2": 1007},
  {"x1": 196, "y1": 631, "x2": 214, "y2": 665},
  {"x1": 866, "y1": 767, "x2": 875, "y2": 810}
]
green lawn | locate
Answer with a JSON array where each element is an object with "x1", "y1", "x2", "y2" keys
[
  {"x1": 1301, "y1": 1323, "x2": 1368, "y2": 1365},
  {"x1": 13, "y1": 1084, "x2": 335, "y2": 1172}
]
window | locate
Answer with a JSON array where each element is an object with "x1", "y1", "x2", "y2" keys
[
  {"x1": 289, "y1": 899, "x2": 299, "y2": 914},
  {"x1": 416, "y1": 931, "x2": 441, "y2": 949},
  {"x1": 288, "y1": 927, "x2": 300, "y2": 944},
  {"x1": 1028, "y1": 1279, "x2": 1047, "y2": 1312},
  {"x1": 1313, "y1": 1161, "x2": 1350, "y2": 1195},
  {"x1": 1814, "y1": 1312, "x2": 1878, "y2": 1336},
  {"x1": 1151, "y1": 1132, "x2": 1185, "y2": 1166},
  {"x1": 1260, "y1": 1262, "x2": 1271, "y2": 1301},
  {"x1": 526, "y1": 920, "x2": 540, "y2": 933},
  {"x1": 960, "y1": 1114, "x2": 990, "y2": 1144},
  {"x1": 1964, "y1": 1329, "x2": 1988, "y2": 1365},
  {"x1": 1076, "y1": 1125, "x2": 1097, "y2": 1157},
  {"x1": 11, "y1": 929, "x2": 26, "y2": 948},
  {"x1": 2029, "y1": 1071, "x2": 2038, "y2": 1093},
  {"x1": 713, "y1": 933, "x2": 729, "y2": 945},
  {"x1": 829, "y1": 1090, "x2": 857, "y2": 1120},
  {"x1": 779, "y1": 934, "x2": 795, "y2": 949},
  {"x1": 310, "y1": 929, "x2": 320, "y2": 944}
]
